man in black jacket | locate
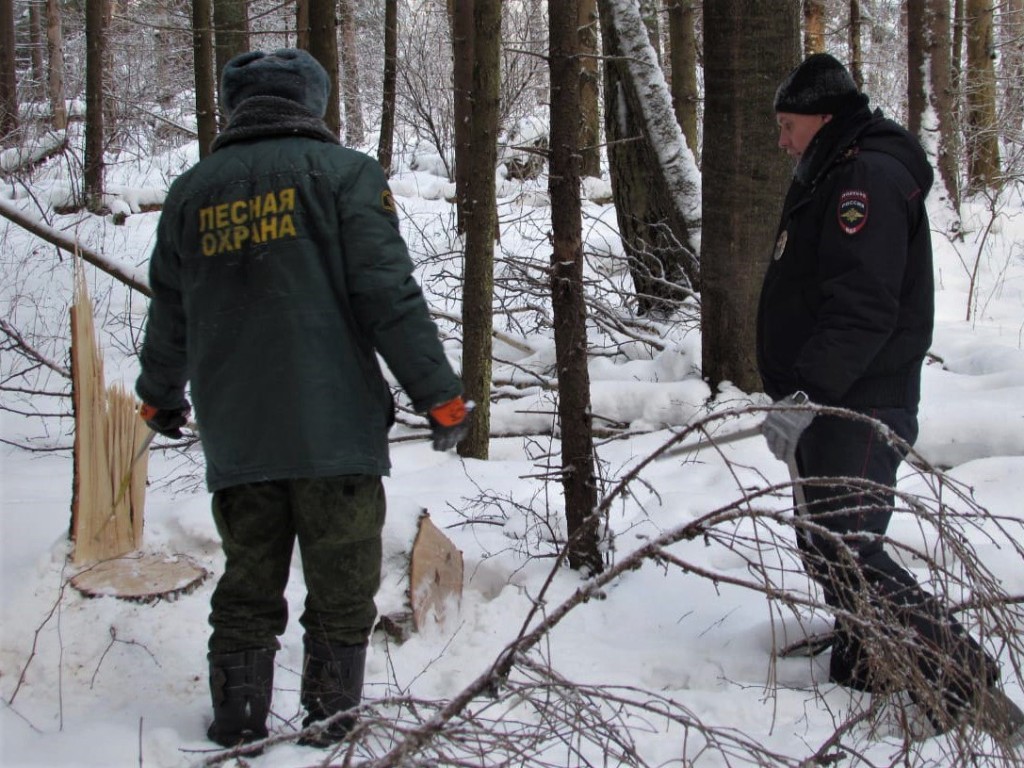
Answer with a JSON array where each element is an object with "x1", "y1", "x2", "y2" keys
[{"x1": 757, "y1": 53, "x2": 1023, "y2": 743}]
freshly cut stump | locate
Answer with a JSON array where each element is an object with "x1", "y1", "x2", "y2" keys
[{"x1": 71, "y1": 553, "x2": 208, "y2": 602}]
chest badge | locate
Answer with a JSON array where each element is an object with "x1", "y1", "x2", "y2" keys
[
  {"x1": 838, "y1": 190, "x2": 869, "y2": 234},
  {"x1": 772, "y1": 230, "x2": 788, "y2": 261}
]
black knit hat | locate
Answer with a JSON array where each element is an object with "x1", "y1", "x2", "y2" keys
[
  {"x1": 220, "y1": 48, "x2": 329, "y2": 117},
  {"x1": 774, "y1": 53, "x2": 860, "y2": 115}
]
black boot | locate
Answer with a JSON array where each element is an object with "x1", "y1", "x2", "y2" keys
[
  {"x1": 299, "y1": 638, "x2": 366, "y2": 747},
  {"x1": 207, "y1": 649, "x2": 275, "y2": 748},
  {"x1": 828, "y1": 623, "x2": 877, "y2": 692}
]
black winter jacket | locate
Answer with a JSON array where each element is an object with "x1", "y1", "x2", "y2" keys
[{"x1": 756, "y1": 104, "x2": 934, "y2": 408}]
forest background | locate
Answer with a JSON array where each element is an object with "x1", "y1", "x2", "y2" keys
[{"x1": 4, "y1": 1, "x2": 1024, "y2": 766}]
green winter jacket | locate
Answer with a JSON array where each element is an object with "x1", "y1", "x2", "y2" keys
[{"x1": 136, "y1": 96, "x2": 461, "y2": 491}]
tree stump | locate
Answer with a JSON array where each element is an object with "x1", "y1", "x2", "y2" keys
[{"x1": 70, "y1": 553, "x2": 208, "y2": 603}]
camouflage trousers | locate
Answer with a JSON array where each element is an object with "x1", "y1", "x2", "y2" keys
[{"x1": 208, "y1": 474, "x2": 386, "y2": 654}]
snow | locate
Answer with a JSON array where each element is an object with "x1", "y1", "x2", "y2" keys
[{"x1": 5, "y1": 131, "x2": 1024, "y2": 768}]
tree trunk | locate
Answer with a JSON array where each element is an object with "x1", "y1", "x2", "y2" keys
[
  {"x1": 701, "y1": 0, "x2": 799, "y2": 394},
  {"x1": 0, "y1": 0, "x2": 17, "y2": 144},
  {"x1": 307, "y1": 0, "x2": 340, "y2": 136},
  {"x1": 213, "y1": 0, "x2": 249, "y2": 127},
  {"x1": 640, "y1": 0, "x2": 661, "y2": 64},
  {"x1": 598, "y1": 0, "x2": 701, "y2": 316},
  {"x1": 451, "y1": 0, "x2": 475, "y2": 226},
  {"x1": 456, "y1": 0, "x2": 501, "y2": 460},
  {"x1": 550, "y1": 0, "x2": 602, "y2": 575},
  {"x1": 849, "y1": 0, "x2": 864, "y2": 88},
  {"x1": 578, "y1": 0, "x2": 601, "y2": 178},
  {"x1": 1002, "y1": 0, "x2": 1024, "y2": 136},
  {"x1": 339, "y1": 0, "x2": 364, "y2": 146},
  {"x1": 84, "y1": 0, "x2": 107, "y2": 210},
  {"x1": 803, "y1": 0, "x2": 825, "y2": 55},
  {"x1": 667, "y1": 0, "x2": 699, "y2": 163},
  {"x1": 919, "y1": 0, "x2": 958, "y2": 210},
  {"x1": 964, "y1": 0, "x2": 1001, "y2": 191},
  {"x1": 45, "y1": 0, "x2": 65, "y2": 131},
  {"x1": 377, "y1": 0, "x2": 397, "y2": 173},
  {"x1": 953, "y1": 0, "x2": 964, "y2": 93},
  {"x1": 29, "y1": 0, "x2": 45, "y2": 101},
  {"x1": 908, "y1": 0, "x2": 927, "y2": 139},
  {"x1": 193, "y1": 0, "x2": 216, "y2": 157},
  {"x1": 296, "y1": 0, "x2": 309, "y2": 49}
]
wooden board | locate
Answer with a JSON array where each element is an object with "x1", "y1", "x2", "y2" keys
[
  {"x1": 409, "y1": 511, "x2": 464, "y2": 631},
  {"x1": 70, "y1": 553, "x2": 208, "y2": 603}
]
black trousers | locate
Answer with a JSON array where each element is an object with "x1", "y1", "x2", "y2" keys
[{"x1": 795, "y1": 408, "x2": 998, "y2": 716}]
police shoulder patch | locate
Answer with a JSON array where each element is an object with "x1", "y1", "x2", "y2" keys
[
  {"x1": 837, "y1": 189, "x2": 868, "y2": 234},
  {"x1": 381, "y1": 189, "x2": 397, "y2": 214}
]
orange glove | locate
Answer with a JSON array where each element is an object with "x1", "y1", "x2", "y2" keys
[
  {"x1": 428, "y1": 396, "x2": 474, "y2": 451},
  {"x1": 140, "y1": 401, "x2": 191, "y2": 439}
]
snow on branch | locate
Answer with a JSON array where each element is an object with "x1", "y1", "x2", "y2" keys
[
  {"x1": 0, "y1": 196, "x2": 151, "y2": 297},
  {"x1": 603, "y1": 0, "x2": 702, "y2": 229},
  {"x1": 0, "y1": 131, "x2": 68, "y2": 174}
]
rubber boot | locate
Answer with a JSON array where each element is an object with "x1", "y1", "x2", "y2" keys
[
  {"x1": 299, "y1": 637, "x2": 366, "y2": 747},
  {"x1": 207, "y1": 649, "x2": 275, "y2": 748}
]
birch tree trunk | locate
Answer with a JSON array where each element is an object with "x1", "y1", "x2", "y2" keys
[{"x1": 598, "y1": 0, "x2": 701, "y2": 316}]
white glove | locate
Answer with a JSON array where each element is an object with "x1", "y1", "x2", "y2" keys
[{"x1": 761, "y1": 392, "x2": 815, "y2": 461}]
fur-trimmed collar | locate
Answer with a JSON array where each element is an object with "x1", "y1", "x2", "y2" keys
[
  {"x1": 212, "y1": 96, "x2": 339, "y2": 152},
  {"x1": 793, "y1": 102, "x2": 873, "y2": 187}
]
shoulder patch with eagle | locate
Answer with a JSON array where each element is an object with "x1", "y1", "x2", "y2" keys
[{"x1": 838, "y1": 190, "x2": 868, "y2": 235}]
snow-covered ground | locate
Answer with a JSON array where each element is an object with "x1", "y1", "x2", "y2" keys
[{"x1": 3, "y1": 140, "x2": 1024, "y2": 767}]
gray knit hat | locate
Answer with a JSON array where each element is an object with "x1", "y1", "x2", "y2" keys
[
  {"x1": 220, "y1": 48, "x2": 329, "y2": 117},
  {"x1": 774, "y1": 53, "x2": 860, "y2": 115}
]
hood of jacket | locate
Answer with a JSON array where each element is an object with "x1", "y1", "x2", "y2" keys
[
  {"x1": 211, "y1": 95, "x2": 339, "y2": 152},
  {"x1": 795, "y1": 103, "x2": 934, "y2": 198}
]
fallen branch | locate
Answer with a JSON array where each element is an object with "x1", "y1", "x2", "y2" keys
[
  {"x1": 0, "y1": 317, "x2": 72, "y2": 378},
  {"x1": 0, "y1": 197, "x2": 151, "y2": 297},
  {"x1": 0, "y1": 130, "x2": 68, "y2": 175}
]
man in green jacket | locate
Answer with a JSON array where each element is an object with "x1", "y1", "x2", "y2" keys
[{"x1": 135, "y1": 48, "x2": 470, "y2": 749}]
